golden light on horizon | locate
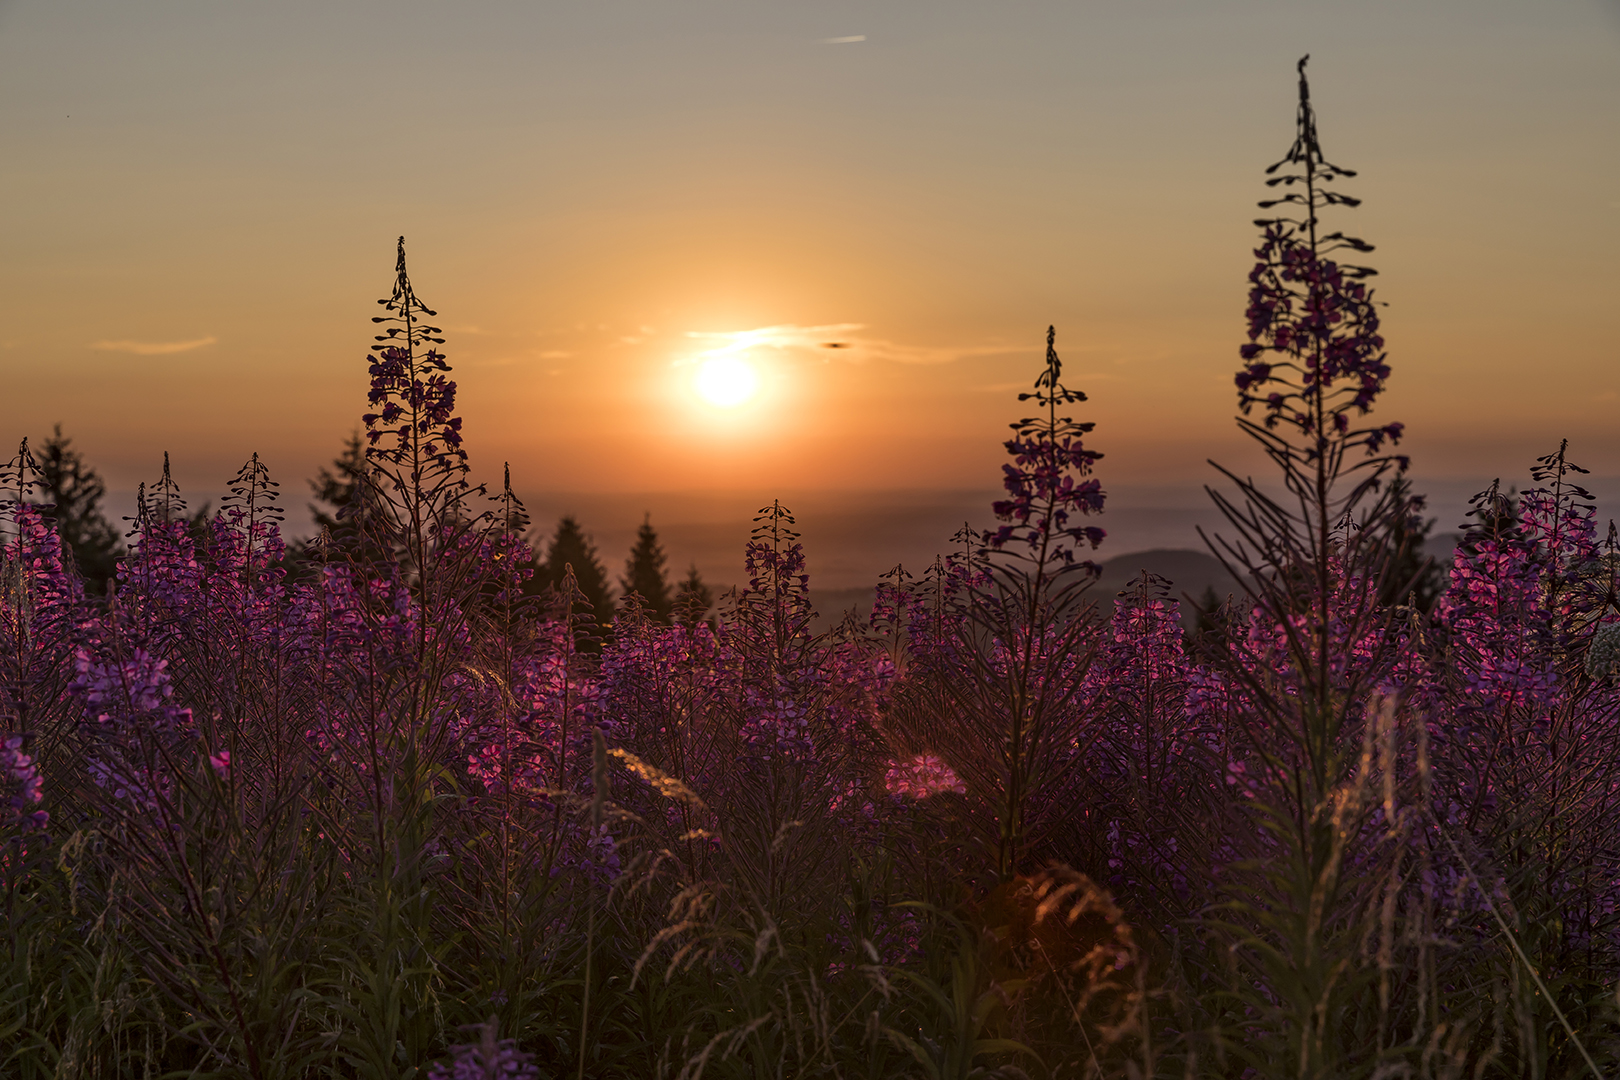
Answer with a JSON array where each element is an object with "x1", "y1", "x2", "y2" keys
[
  {"x1": 695, "y1": 355, "x2": 760, "y2": 408},
  {"x1": 3, "y1": 5, "x2": 1616, "y2": 501}
]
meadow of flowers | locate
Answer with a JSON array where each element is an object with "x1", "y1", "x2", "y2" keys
[{"x1": 4, "y1": 59, "x2": 1619, "y2": 1080}]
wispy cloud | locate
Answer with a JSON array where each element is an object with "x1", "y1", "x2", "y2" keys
[
  {"x1": 91, "y1": 336, "x2": 216, "y2": 356},
  {"x1": 685, "y1": 323, "x2": 863, "y2": 358},
  {"x1": 857, "y1": 341, "x2": 1023, "y2": 365},
  {"x1": 683, "y1": 324, "x2": 1024, "y2": 366},
  {"x1": 818, "y1": 35, "x2": 866, "y2": 44}
]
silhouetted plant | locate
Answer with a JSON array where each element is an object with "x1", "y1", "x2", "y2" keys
[
  {"x1": 1379, "y1": 476, "x2": 1445, "y2": 613},
  {"x1": 1191, "y1": 57, "x2": 1515, "y2": 1079},
  {"x1": 919, "y1": 326, "x2": 1108, "y2": 883},
  {"x1": 1206, "y1": 55, "x2": 1414, "y2": 773},
  {"x1": 301, "y1": 431, "x2": 392, "y2": 571}
]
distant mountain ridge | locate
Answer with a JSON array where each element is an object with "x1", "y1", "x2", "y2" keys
[
  {"x1": 807, "y1": 548, "x2": 1239, "y2": 629},
  {"x1": 806, "y1": 537, "x2": 1461, "y2": 630},
  {"x1": 1094, "y1": 548, "x2": 1237, "y2": 602}
]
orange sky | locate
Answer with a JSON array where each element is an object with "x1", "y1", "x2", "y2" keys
[{"x1": 3, "y1": 1, "x2": 1618, "y2": 535}]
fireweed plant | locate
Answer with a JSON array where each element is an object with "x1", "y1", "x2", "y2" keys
[
  {"x1": 3, "y1": 62, "x2": 1620, "y2": 1080},
  {"x1": 1187, "y1": 55, "x2": 1440, "y2": 1077}
]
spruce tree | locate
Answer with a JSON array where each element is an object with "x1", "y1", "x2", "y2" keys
[
  {"x1": 674, "y1": 562, "x2": 714, "y2": 624},
  {"x1": 35, "y1": 425, "x2": 122, "y2": 593},
  {"x1": 308, "y1": 431, "x2": 367, "y2": 538},
  {"x1": 299, "y1": 431, "x2": 392, "y2": 571},
  {"x1": 533, "y1": 516, "x2": 613, "y2": 622},
  {"x1": 1379, "y1": 477, "x2": 1446, "y2": 613},
  {"x1": 1188, "y1": 584, "x2": 1231, "y2": 653},
  {"x1": 619, "y1": 514, "x2": 673, "y2": 623}
]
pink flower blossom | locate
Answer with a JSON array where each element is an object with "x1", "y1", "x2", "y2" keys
[{"x1": 884, "y1": 753, "x2": 966, "y2": 799}]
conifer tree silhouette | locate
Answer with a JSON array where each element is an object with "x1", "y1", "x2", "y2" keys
[
  {"x1": 35, "y1": 424, "x2": 122, "y2": 593},
  {"x1": 296, "y1": 431, "x2": 392, "y2": 571},
  {"x1": 307, "y1": 431, "x2": 366, "y2": 538},
  {"x1": 534, "y1": 515, "x2": 613, "y2": 624},
  {"x1": 674, "y1": 562, "x2": 714, "y2": 624},
  {"x1": 619, "y1": 514, "x2": 673, "y2": 623}
]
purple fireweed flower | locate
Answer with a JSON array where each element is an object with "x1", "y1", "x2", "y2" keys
[
  {"x1": 71, "y1": 646, "x2": 194, "y2": 733},
  {"x1": 1441, "y1": 504, "x2": 1559, "y2": 708},
  {"x1": 987, "y1": 328, "x2": 1106, "y2": 571},
  {"x1": 4, "y1": 503, "x2": 81, "y2": 612},
  {"x1": 2, "y1": 735, "x2": 48, "y2": 833},
  {"x1": 580, "y1": 823, "x2": 621, "y2": 885},
  {"x1": 363, "y1": 240, "x2": 471, "y2": 495},
  {"x1": 1235, "y1": 59, "x2": 1402, "y2": 468},
  {"x1": 1237, "y1": 229, "x2": 1396, "y2": 458},
  {"x1": 70, "y1": 645, "x2": 194, "y2": 734},
  {"x1": 739, "y1": 689, "x2": 814, "y2": 761},
  {"x1": 427, "y1": 1019, "x2": 539, "y2": 1080},
  {"x1": 68, "y1": 622, "x2": 196, "y2": 815},
  {"x1": 883, "y1": 753, "x2": 966, "y2": 799}
]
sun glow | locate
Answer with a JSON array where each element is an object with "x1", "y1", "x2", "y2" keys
[{"x1": 695, "y1": 355, "x2": 759, "y2": 408}]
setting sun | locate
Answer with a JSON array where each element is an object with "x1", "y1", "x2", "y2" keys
[{"x1": 694, "y1": 355, "x2": 760, "y2": 408}]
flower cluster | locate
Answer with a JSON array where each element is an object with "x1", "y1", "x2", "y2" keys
[
  {"x1": 362, "y1": 238, "x2": 467, "y2": 480},
  {"x1": 1233, "y1": 59, "x2": 1404, "y2": 466},
  {"x1": 883, "y1": 753, "x2": 966, "y2": 800},
  {"x1": 988, "y1": 327, "x2": 1106, "y2": 568},
  {"x1": 71, "y1": 645, "x2": 194, "y2": 733},
  {"x1": 1238, "y1": 240, "x2": 1404, "y2": 459},
  {"x1": 426, "y1": 1019, "x2": 539, "y2": 1080},
  {"x1": 1443, "y1": 536, "x2": 1558, "y2": 705},
  {"x1": 1, "y1": 735, "x2": 48, "y2": 833}
]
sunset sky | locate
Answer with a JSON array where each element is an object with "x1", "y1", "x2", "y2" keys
[{"x1": 3, "y1": 1, "x2": 1618, "y2": 581}]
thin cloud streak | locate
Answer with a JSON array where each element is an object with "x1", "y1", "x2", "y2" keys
[
  {"x1": 91, "y1": 336, "x2": 217, "y2": 356},
  {"x1": 683, "y1": 324, "x2": 1024, "y2": 366},
  {"x1": 818, "y1": 35, "x2": 866, "y2": 44},
  {"x1": 860, "y1": 341, "x2": 1024, "y2": 365}
]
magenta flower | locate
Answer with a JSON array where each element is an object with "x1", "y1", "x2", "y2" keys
[
  {"x1": 363, "y1": 239, "x2": 470, "y2": 489},
  {"x1": 1, "y1": 735, "x2": 48, "y2": 833},
  {"x1": 427, "y1": 1018, "x2": 539, "y2": 1080},
  {"x1": 883, "y1": 753, "x2": 966, "y2": 799},
  {"x1": 986, "y1": 327, "x2": 1106, "y2": 571},
  {"x1": 1231, "y1": 58, "x2": 1403, "y2": 470}
]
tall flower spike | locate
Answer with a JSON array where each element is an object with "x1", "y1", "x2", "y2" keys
[
  {"x1": 496, "y1": 462, "x2": 530, "y2": 535},
  {"x1": 218, "y1": 452, "x2": 287, "y2": 601},
  {"x1": 0, "y1": 438, "x2": 43, "y2": 531},
  {"x1": 220, "y1": 453, "x2": 283, "y2": 527},
  {"x1": 1236, "y1": 56, "x2": 1402, "y2": 464},
  {"x1": 738, "y1": 500, "x2": 816, "y2": 645},
  {"x1": 484, "y1": 462, "x2": 536, "y2": 608},
  {"x1": 986, "y1": 326, "x2": 1105, "y2": 571},
  {"x1": 119, "y1": 454, "x2": 190, "y2": 551},
  {"x1": 119, "y1": 456, "x2": 188, "y2": 576},
  {"x1": 150, "y1": 453, "x2": 188, "y2": 523},
  {"x1": 363, "y1": 237, "x2": 466, "y2": 480}
]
